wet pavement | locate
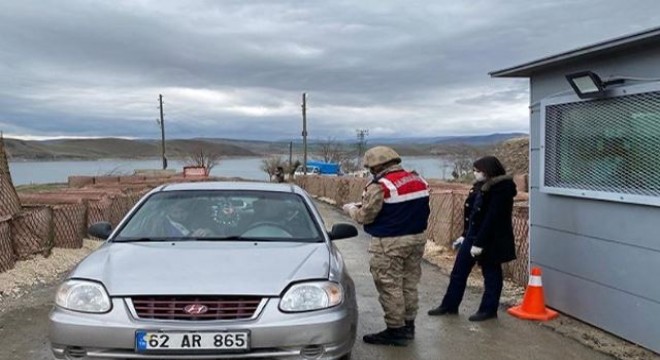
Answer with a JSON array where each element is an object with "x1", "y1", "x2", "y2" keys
[
  {"x1": 317, "y1": 202, "x2": 613, "y2": 360},
  {"x1": 0, "y1": 201, "x2": 613, "y2": 360}
]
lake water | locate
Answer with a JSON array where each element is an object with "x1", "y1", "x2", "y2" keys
[{"x1": 8, "y1": 156, "x2": 453, "y2": 186}]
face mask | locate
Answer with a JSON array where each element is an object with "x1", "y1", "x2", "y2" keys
[{"x1": 474, "y1": 171, "x2": 486, "y2": 182}]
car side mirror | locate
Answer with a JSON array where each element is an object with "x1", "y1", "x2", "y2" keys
[
  {"x1": 88, "y1": 221, "x2": 113, "y2": 240},
  {"x1": 329, "y1": 223, "x2": 358, "y2": 240}
]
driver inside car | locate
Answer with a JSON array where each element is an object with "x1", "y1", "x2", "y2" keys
[
  {"x1": 160, "y1": 200, "x2": 214, "y2": 237},
  {"x1": 237, "y1": 198, "x2": 294, "y2": 237}
]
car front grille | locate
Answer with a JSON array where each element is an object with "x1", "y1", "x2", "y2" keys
[{"x1": 130, "y1": 296, "x2": 263, "y2": 321}]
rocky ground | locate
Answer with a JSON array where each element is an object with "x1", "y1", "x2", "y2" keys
[
  {"x1": 492, "y1": 136, "x2": 530, "y2": 175},
  {"x1": 0, "y1": 240, "x2": 102, "y2": 315}
]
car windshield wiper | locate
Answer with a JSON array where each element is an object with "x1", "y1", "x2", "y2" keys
[
  {"x1": 195, "y1": 236, "x2": 289, "y2": 242},
  {"x1": 202, "y1": 236, "x2": 322, "y2": 243},
  {"x1": 196, "y1": 236, "x2": 250, "y2": 241},
  {"x1": 114, "y1": 237, "x2": 195, "y2": 243}
]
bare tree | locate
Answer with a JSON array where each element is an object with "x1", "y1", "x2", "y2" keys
[
  {"x1": 340, "y1": 158, "x2": 361, "y2": 174},
  {"x1": 185, "y1": 147, "x2": 221, "y2": 175},
  {"x1": 261, "y1": 156, "x2": 287, "y2": 178},
  {"x1": 433, "y1": 143, "x2": 488, "y2": 183},
  {"x1": 261, "y1": 157, "x2": 301, "y2": 181},
  {"x1": 286, "y1": 160, "x2": 301, "y2": 177},
  {"x1": 316, "y1": 137, "x2": 347, "y2": 163},
  {"x1": 450, "y1": 156, "x2": 474, "y2": 182}
]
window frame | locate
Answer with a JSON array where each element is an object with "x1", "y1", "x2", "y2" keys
[{"x1": 540, "y1": 81, "x2": 660, "y2": 207}]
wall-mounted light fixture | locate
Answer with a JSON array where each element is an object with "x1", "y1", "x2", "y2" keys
[{"x1": 565, "y1": 71, "x2": 624, "y2": 99}]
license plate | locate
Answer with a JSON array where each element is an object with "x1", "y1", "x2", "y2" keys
[{"x1": 135, "y1": 331, "x2": 249, "y2": 352}]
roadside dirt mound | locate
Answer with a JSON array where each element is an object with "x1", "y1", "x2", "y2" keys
[{"x1": 492, "y1": 136, "x2": 529, "y2": 175}]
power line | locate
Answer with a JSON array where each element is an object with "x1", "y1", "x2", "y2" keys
[
  {"x1": 302, "y1": 92, "x2": 308, "y2": 174},
  {"x1": 157, "y1": 94, "x2": 167, "y2": 170},
  {"x1": 356, "y1": 128, "x2": 369, "y2": 165}
]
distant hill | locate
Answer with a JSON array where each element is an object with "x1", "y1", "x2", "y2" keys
[
  {"x1": 3, "y1": 132, "x2": 527, "y2": 160},
  {"x1": 363, "y1": 132, "x2": 527, "y2": 146},
  {"x1": 4, "y1": 138, "x2": 55, "y2": 159},
  {"x1": 5, "y1": 138, "x2": 258, "y2": 160},
  {"x1": 194, "y1": 138, "x2": 292, "y2": 155},
  {"x1": 42, "y1": 138, "x2": 158, "y2": 158},
  {"x1": 164, "y1": 139, "x2": 259, "y2": 157},
  {"x1": 432, "y1": 133, "x2": 528, "y2": 146}
]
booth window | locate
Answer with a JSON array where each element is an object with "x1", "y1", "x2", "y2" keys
[{"x1": 543, "y1": 90, "x2": 660, "y2": 202}]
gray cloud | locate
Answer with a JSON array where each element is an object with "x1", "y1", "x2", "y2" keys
[{"x1": 1, "y1": 0, "x2": 659, "y2": 140}]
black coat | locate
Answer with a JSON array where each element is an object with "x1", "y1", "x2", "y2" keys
[{"x1": 462, "y1": 175, "x2": 517, "y2": 264}]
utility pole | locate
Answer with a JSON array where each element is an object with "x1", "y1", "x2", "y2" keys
[
  {"x1": 288, "y1": 141, "x2": 293, "y2": 170},
  {"x1": 356, "y1": 128, "x2": 369, "y2": 166},
  {"x1": 158, "y1": 94, "x2": 167, "y2": 169},
  {"x1": 301, "y1": 93, "x2": 308, "y2": 174}
]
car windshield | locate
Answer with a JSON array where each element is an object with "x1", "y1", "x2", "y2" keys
[{"x1": 114, "y1": 190, "x2": 322, "y2": 242}]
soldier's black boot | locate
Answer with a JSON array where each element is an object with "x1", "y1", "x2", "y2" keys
[
  {"x1": 427, "y1": 305, "x2": 458, "y2": 316},
  {"x1": 403, "y1": 320, "x2": 415, "y2": 340},
  {"x1": 362, "y1": 327, "x2": 408, "y2": 346}
]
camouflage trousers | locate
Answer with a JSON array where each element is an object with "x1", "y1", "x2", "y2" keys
[{"x1": 368, "y1": 233, "x2": 426, "y2": 328}]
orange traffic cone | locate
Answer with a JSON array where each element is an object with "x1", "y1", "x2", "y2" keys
[{"x1": 507, "y1": 267, "x2": 559, "y2": 321}]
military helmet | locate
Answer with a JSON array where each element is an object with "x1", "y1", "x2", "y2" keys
[{"x1": 362, "y1": 146, "x2": 401, "y2": 168}]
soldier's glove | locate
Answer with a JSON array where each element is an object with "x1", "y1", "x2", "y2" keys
[
  {"x1": 470, "y1": 246, "x2": 483, "y2": 258},
  {"x1": 452, "y1": 236, "x2": 464, "y2": 250},
  {"x1": 342, "y1": 203, "x2": 359, "y2": 216}
]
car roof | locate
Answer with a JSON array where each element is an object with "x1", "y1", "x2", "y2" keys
[{"x1": 157, "y1": 181, "x2": 304, "y2": 194}]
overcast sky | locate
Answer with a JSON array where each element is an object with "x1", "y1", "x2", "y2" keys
[{"x1": 1, "y1": 0, "x2": 659, "y2": 141}]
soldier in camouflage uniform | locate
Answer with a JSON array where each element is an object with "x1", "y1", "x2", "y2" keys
[{"x1": 343, "y1": 146, "x2": 431, "y2": 346}]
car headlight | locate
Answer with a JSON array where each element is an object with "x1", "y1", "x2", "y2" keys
[
  {"x1": 55, "y1": 279, "x2": 112, "y2": 313},
  {"x1": 279, "y1": 281, "x2": 343, "y2": 312}
]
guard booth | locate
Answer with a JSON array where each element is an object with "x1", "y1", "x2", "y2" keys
[{"x1": 491, "y1": 27, "x2": 660, "y2": 353}]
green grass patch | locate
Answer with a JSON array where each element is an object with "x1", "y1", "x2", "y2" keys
[{"x1": 15, "y1": 183, "x2": 68, "y2": 193}]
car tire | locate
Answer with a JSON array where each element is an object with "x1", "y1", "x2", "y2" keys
[{"x1": 339, "y1": 352, "x2": 352, "y2": 360}]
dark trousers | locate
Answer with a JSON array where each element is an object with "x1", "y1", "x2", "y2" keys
[{"x1": 440, "y1": 239, "x2": 503, "y2": 314}]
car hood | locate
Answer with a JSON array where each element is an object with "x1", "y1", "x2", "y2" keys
[{"x1": 70, "y1": 241, "x2": 330, "y2": 296}]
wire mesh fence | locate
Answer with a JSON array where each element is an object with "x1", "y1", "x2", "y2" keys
[
  {"x1": 1, "y1": 170, "x2": 532, "y2": 284},
  {"x1": 0, "y1": 138, "x2": 21, "y2": 218},
  {"x1": 503, "y1": 205, "x2": 530, "y2": 285},
  {"x1": 108, "y1": 196, "x2": 131, "y2": 227},
  {"x1": 0, "y1": 166, "x2": 193, "y2": 273},
  {"x1": 52, "y1": 204, "x2": 87, "y2": 248},
  {"x1": 0, "y1": 218, "x2": 14, "y2": 272},
  {"x1": 86, "y1": 198, "x2": 112, "y2": 228},
  {"x1": 10, "y1": 207, "x2": 53, "y2": 260},
  {"x1": 85, "y1": 193, "x2": 145, "y2": 240},
  {"x1": 295, "y1": 176, "x2": 370, "y2": 206},
  {"x1": 426, "y1": 191, "x2": 468, "y2": 246}
]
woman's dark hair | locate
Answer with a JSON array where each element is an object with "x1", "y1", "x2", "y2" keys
[{"x1": 473, "y1": 156, "x2": 506, "y2": 178}]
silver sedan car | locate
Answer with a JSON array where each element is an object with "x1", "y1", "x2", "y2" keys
[{"x1": 49, "y1": 182, "x2": 358, "y2": 359}]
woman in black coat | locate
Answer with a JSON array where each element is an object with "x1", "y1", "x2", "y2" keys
[{"x1": 428, "y1": 156, "x2": 517, "y2": 321}]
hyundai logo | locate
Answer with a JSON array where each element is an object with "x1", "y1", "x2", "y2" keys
[{"x1": 184, "y1": 304, "x2": 208, "y2": 315}]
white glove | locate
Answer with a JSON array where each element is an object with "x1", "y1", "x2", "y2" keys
[
  {"x1": 470, "y1": 246, "x2": 483, "y2": 258},
  {"x1": 452, "y1": 236, "x2": 464, "y2": 250},
  {"x1": 342, "y1": 203, "x2": 358, "y2": 214}
]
